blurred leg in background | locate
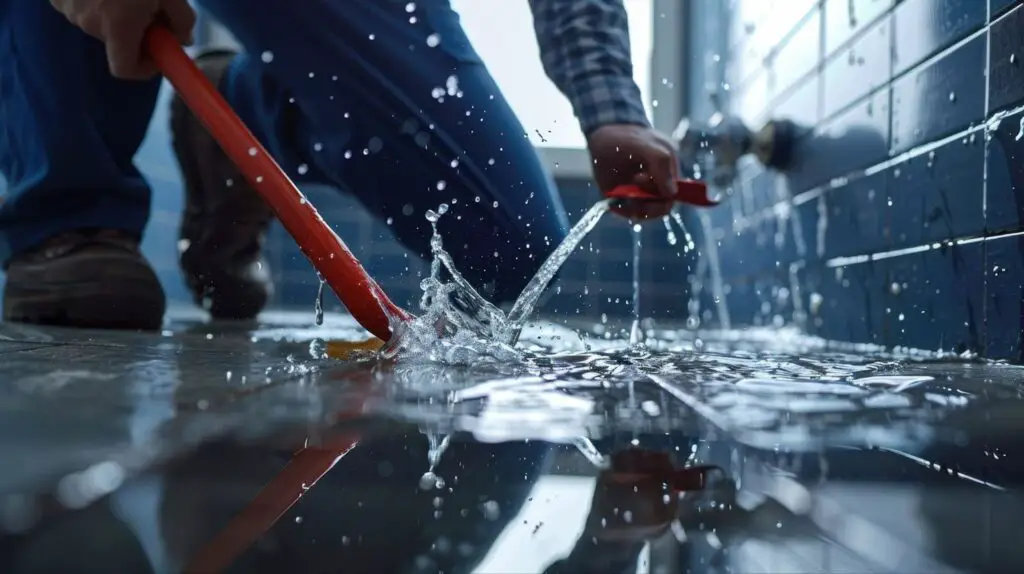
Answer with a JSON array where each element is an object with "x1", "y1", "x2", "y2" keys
[{"x1": 193, "y1": 0, "x2": 570, "y2": 308}]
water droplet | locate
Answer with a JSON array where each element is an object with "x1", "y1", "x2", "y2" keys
[
  {"x1": 436, "y1": 180, "x2": 447, "y2": 191},
  {"x1": 405, "y1": 2, "x2": 416, "y2": 12},
  {"x1": 313, "y1": 142, "x2": 324, "y2": 152},
  {"x1": 368, "y1": 34, "x2": 376, "y2": 40},
  {"x1": 260, "y1": 51, "x2": 274, "y2": 63},
  {"x1": 419, "y1": 472, "x2": 438, "y2": 490},
  {"x1": 426, "y1": 33, "x2": 441, "y2": 47},
  {"x1": 481, "y1": 500, "x2": 501, "y2": 521},
  {"x1": 949, "y1": 91, "x2": 956, "y2": 103},
  {"x1": 247, "y1": 147, "x2": 258, "y2": 156},
  {"x1": 450, "y1": 158, "x2": 459, "y2": 168},
  {"x1": 297, "y1": 163, "x2": 309, "y2": 175},
  {"x1": 445, "y1": 75, "x2": 459, "y2": 96}
]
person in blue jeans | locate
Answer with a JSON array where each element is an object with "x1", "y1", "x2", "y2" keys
[{"x1": 0, "y1": 0, "x2": 680, "y2": 331}]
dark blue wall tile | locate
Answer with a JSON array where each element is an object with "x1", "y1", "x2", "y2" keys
[
  {"x1": 721, "y1": 0, "x2": 1017, "y2": 357},
  {"x1": 745, "y1": 170, "x2": 780, "y2": 215},
  {"x1": 724, "y1": 276, "x2": 759, "y2": 325},
  {"x1": 984, "y1": 235, "x2": 1024, "y2": 359},
  {"x1": 822, "y1": 171, "x2": 889, "y2": 257},
  {"x1": 892, "y1": 0, "x2": 986, "y2": 77},
  {"x1": 890, "y1": 34, "x2": 986, "y2": 153},
  {"x1": 813, "y1": 260, "x2": 886, "y2": 344},
  {"x1": 738, "y1": 0, "x2": 820, "y2": 85},
  {"x1": 886, "y1": 135, "x2": 985, "y2": 248},
  {"x1": 824, "y1": 0, "x2": 895, "y2": 57},
  {"x1": 992, "y1": 0, "x2": 1021, "y2": 19},
  {"x1": 771, "y1": 8, "x2": 823, "y2": 95},
  {"x1": 363, "y1": 253, "x2": 426, "y2": 284},
  {"x1": 774, "y1": 75, "x2": 821, "y2": 127},
  {"x1": 986, "y1": 108, "x2": 1024, "y2": 232},
  {"x1": 989, "y1": 4, "x2": 1024, "y2": 113},
  {"x1": 880, "y1": 244, "x2": 984, "y2": 352},
  {"x1": 643, "y1": 255, "x2": 693, "y2": 287},
  {"x1": 789, "y1": 89, "x2": 891, "y2": 191},
  {"x1": 733, "y1": 72, "x2": 772, "y2": 127},
  {"x1": 716, "y1": 223, "x2": 756, "y2": 279},
  {"x1": 793, "y1": 199, "x2": 824, "y2": 262},
  {"x1": 823, "y1": 15, "x2": 892, "y2": 119}
]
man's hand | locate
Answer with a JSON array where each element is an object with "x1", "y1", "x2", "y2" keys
[
  {"x1": 50, "y1": 0, "x2": 196, "y2": 80},
  {"x1": 587, "y1": 124, "x2": 681, "y2": 220}
]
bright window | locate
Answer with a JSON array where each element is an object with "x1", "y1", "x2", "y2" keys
[{"x1": 451, "y1": 0, "x2": 655, "y2": 150}]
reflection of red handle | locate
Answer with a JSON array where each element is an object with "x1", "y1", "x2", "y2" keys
[
  {"x1": 144, "y1": 26, "x2": 411, "y2": 340},
  {"x1": 606, "y1": 179, "x2": 718, "y2": 207},
  {"x1": 185, "y1": 434, "x2": 360, "y2": 574}
]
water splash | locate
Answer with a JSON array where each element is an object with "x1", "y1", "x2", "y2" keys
[
  {"x1": 663, "y1": 216, "x2": 678, "y2": 246},
  {"x1": 669, "y1": 211, "x2": 696, "y2": 252},
  {"x1": 419, "y1": 432, "x2": 450, "y2": 490},
  {"x1": 697, "y1": 211, "x2": 731, "y2": 330},
  {"x1": 503, "y1": 200, "x2": 612, "y2": 342},
  {"x1": 314, "y1": 273, "x2": 326, "y2": 326},
  {"x1": 383, "y1": 200, "x2": 613, "y2": 362},
  {"x1": 629, "y1": 224, "x2": 645, "y2": 348}
]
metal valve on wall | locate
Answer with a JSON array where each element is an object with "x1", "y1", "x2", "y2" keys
[{"x1": 672, "y1": 112, "x2": 798, "y2": 189}]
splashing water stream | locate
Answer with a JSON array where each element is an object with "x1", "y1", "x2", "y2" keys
[
  {"x1": 314, "y1": 273, "x2": 326, "y2": 327},
  {"x1": 503, "y1": 200, "x2": 613, "y2": 342},
  {"x1": 629, "y1": 224, "x2": 644, "y2": 348}
]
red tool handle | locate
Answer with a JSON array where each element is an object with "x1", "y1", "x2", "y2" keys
[
  {"x1": 605, "y1": 179, "x2": 718, "y2": 207},
  {"x1": 144, "y1": 27, "x2": 411, "y2": 340}
]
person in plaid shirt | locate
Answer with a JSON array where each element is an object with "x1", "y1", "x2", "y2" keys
[{"x1": 0, "y1": 0, "x2": 679, "y2": 330}]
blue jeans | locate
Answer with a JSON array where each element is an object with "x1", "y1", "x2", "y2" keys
[{"x1": 0, "y1": 0, "x2": 570, "y2": 302}]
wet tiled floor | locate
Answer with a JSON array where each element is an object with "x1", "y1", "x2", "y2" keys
[{"x1": 1, "y1": 310, "x2": 1023, "y2": 573}]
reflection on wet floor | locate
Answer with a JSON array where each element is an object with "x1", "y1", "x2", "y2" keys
[{"x1": 1, "y1": 309, "x2": 1023, "y2": 573}]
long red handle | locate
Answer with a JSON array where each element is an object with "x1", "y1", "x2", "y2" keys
[
  {"x1": 144, "y1": 27, "x2": 411, "y2": 340},
  {"x1": 605, "y1": 179, "x2": 718, "y2": 206}
]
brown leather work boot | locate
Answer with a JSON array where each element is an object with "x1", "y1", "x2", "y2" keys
[
  {"x1": 2, "y1": 229, "x2": 166, "y2": 330},
  {"x1": 171, "y1": 50, "x2": 274, "y2": 320}
]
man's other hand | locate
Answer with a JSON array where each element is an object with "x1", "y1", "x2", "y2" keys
[
  {"x1": 50, "y1": 0, "x2": 196, "y2": 80},
  {"x1": 587, "y1": 124, "x2": 680, "y2": 220}
]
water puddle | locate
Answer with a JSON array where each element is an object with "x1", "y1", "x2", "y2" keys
[{"x1": 276, "y1": 199, "x2": 1018, "y2": 456}]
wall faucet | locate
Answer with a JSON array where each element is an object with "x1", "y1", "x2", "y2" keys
[{"x1": 673, "y1": 112, "x2": 798, "y2": 188}]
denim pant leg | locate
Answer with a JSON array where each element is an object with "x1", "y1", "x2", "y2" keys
[
  {"x1": 0, "y1": 0, "x2": 159, "y2": 264},
  {"x1": 198, "y1": 0, "x2": 571, "y2": 304}
]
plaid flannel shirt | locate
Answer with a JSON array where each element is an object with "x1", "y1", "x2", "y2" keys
[{"x1": 527, "y1": 0, "x2": 651, "y2": 136}]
